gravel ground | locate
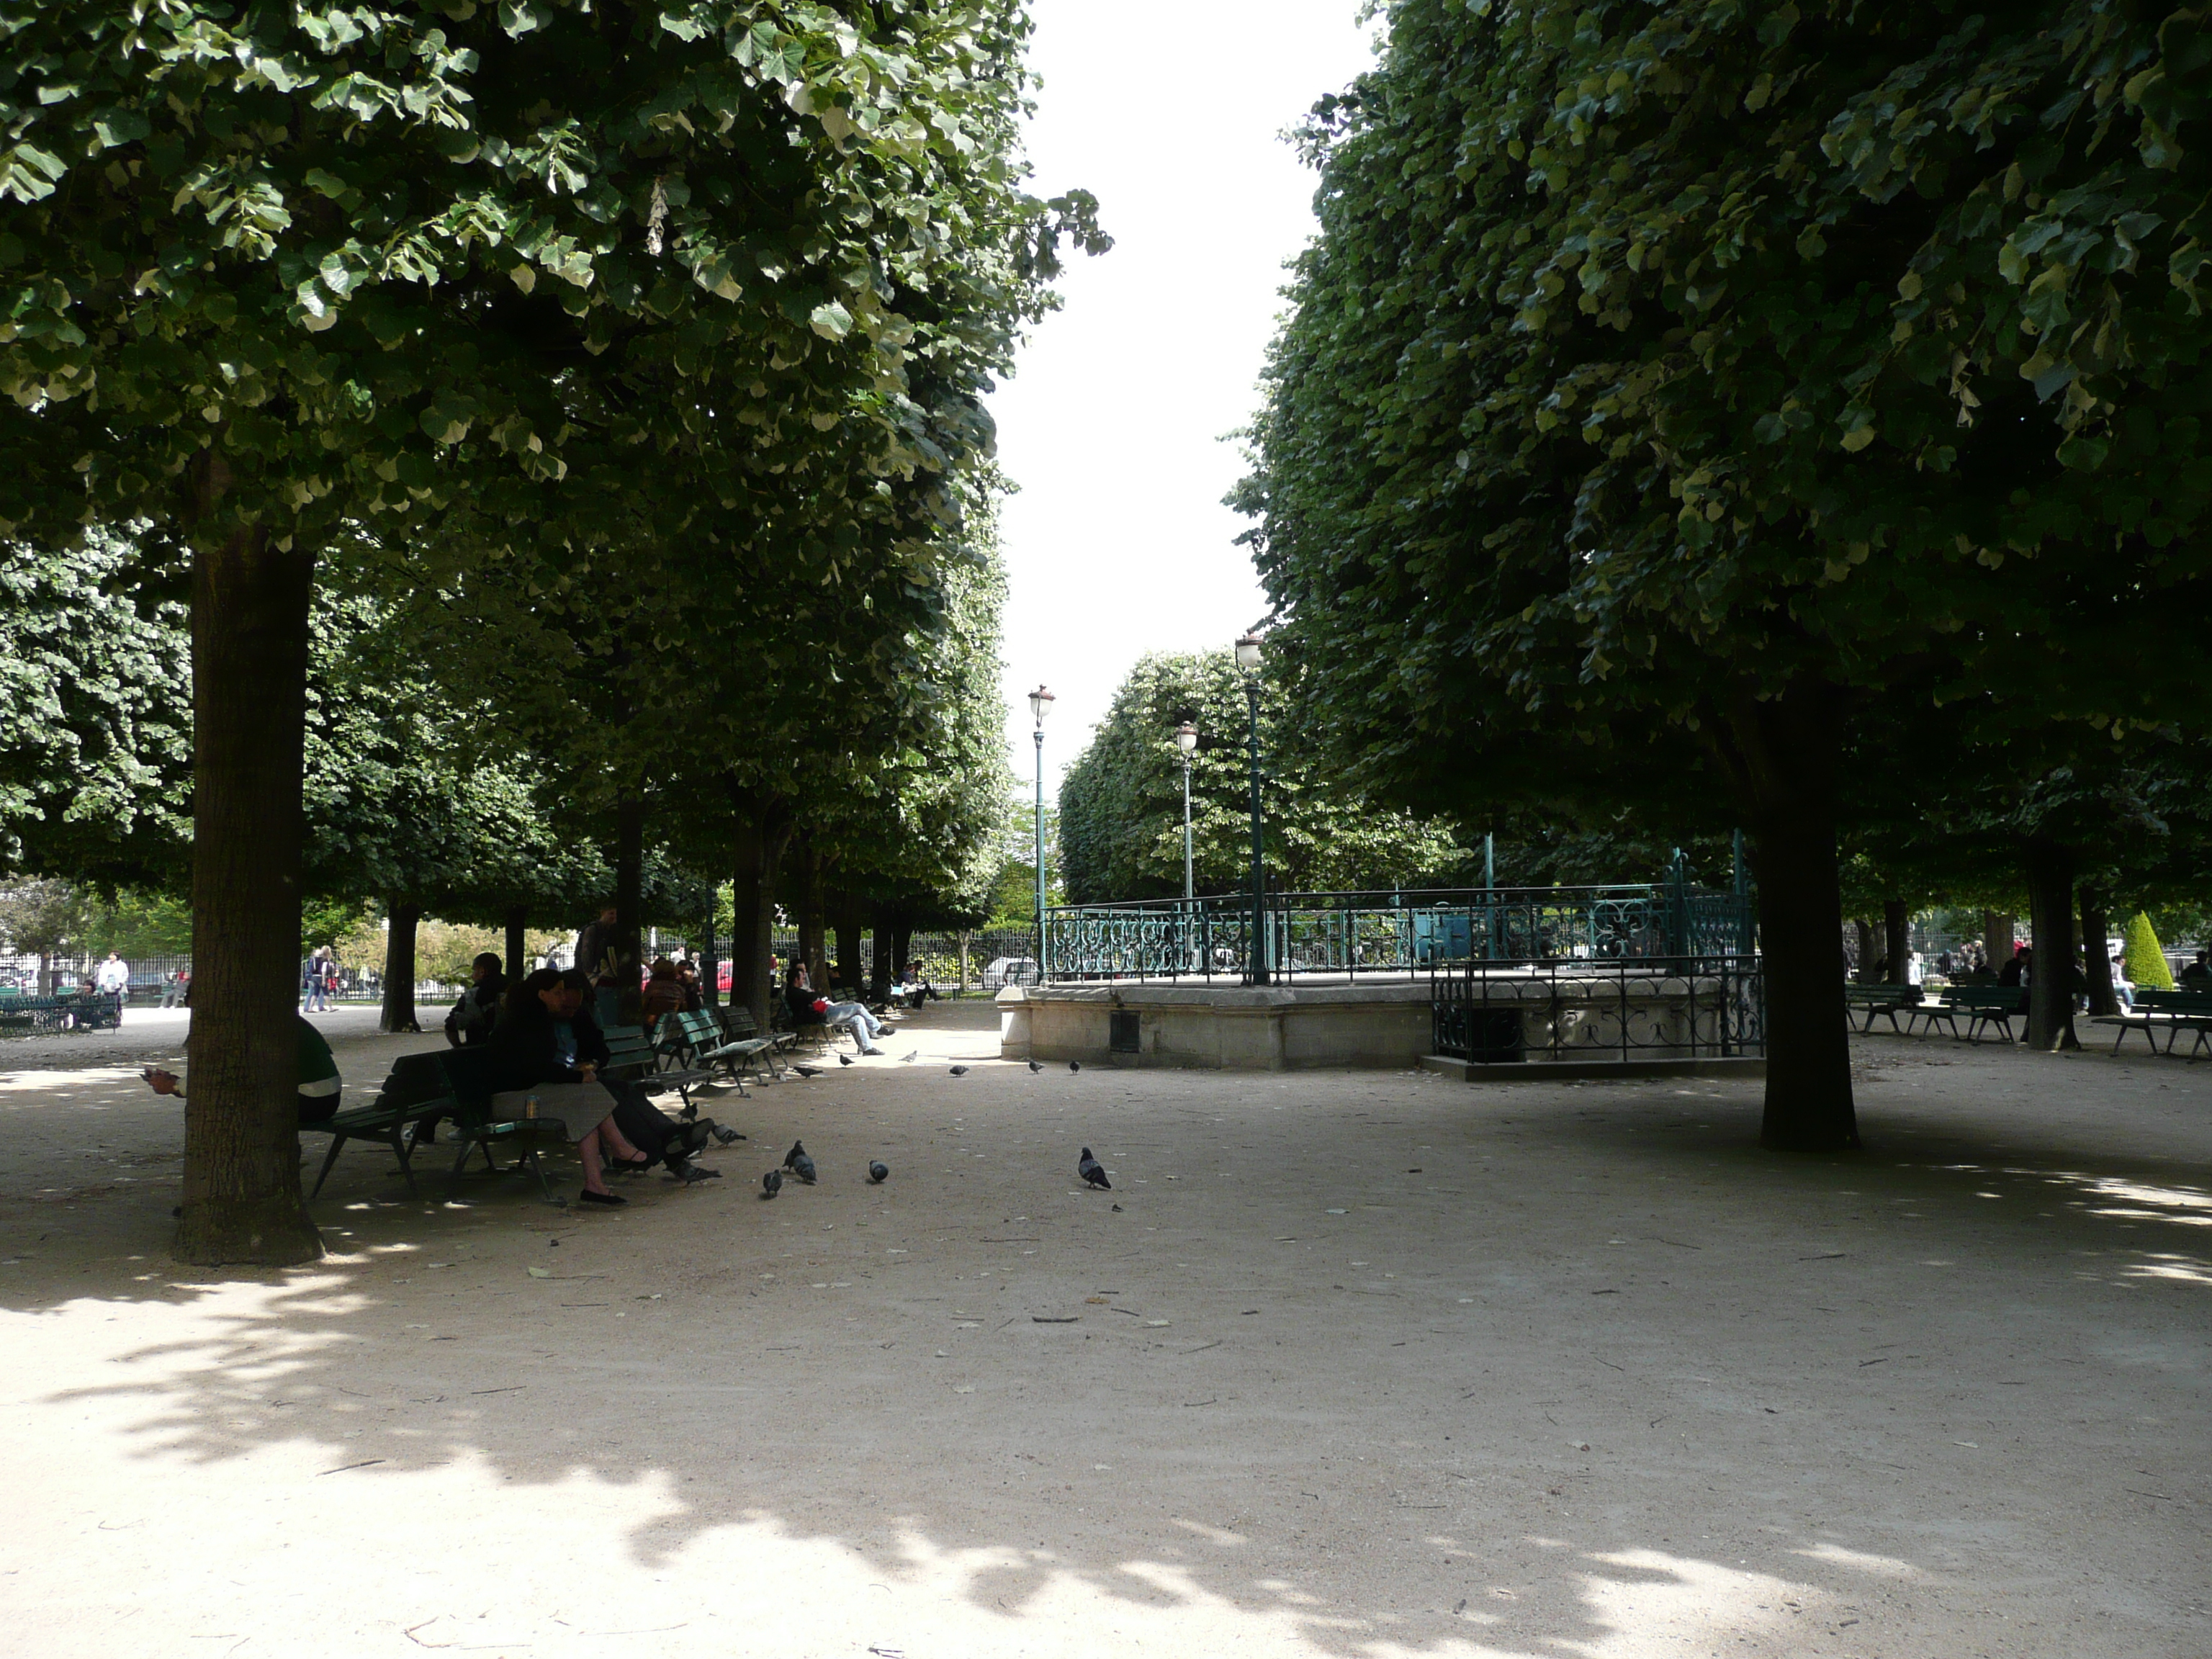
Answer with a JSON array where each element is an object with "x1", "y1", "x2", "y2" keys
[{"x1": 0, "y1": 1001, "x2": 2206, "y2": 1658}]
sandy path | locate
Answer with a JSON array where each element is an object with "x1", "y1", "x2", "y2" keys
[{"x1": 0, "y1": 1002, "x2": 2206, "y2": 1658}]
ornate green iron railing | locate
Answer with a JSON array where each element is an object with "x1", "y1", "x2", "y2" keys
[
  {"x1": 1431, "y1": 953, "x2": 1766, "y2": 1063},
  {"x1": 1040, "y1": 876, "x2": 1755, "y2": 984}
]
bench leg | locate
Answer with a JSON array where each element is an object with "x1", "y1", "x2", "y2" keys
[
  {"x1": 447, "y1": 1138, "x2": 480, "y2": 1200},
  {"x1": 308, "y1": 1132, "x2": 349, "y2": 1200},
  {"x1": 385, "y1": 1126, "x2": 421, "y2": 1200}
]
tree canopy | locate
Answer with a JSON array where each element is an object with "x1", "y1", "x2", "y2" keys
[
  {"x1": 1058, "y1": 650, "x2": 1470, "y2": 905},
  {"x1": 1236, "y1": 0, "x2": 2212, "y2": 1149},
  {"x1": 0, "y1": 0, "x2": 1099, "y2": 1262}
]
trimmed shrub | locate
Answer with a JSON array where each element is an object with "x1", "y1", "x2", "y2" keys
[{"x1": 2123, "y1": 914, "x2": 2175, "y2": 990}]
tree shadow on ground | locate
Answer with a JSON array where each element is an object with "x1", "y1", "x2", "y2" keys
[{"x1": 0, "y1": 1039, "x2": 2204, "y2": 1654}]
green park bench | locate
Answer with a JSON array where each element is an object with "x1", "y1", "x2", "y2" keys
[
  {"x1": 1843, "y1": 982, "x2": 1922, "y2": 1033},
  {"x1": 719, "y1": 1004, "x2": 797, "y2": 1077},
  {"x1": 2094, "y1": 986, "x2": 2212, "y2": 1059},
  {"x1": 1905, "y1": 986, "x2": 2028, "y2": 1044},
  {"x1": 662, "y1": 1008, "x2": 778, "y2": 1087},
  {"x1": 305, "y1": 1048, "x2": 568, "y2": 1204},
  {"x1": 602, "y1": 1021, "x2": 716, "y2": 1111},
  {"x1": 304, "y1": 1051, "x2": 458, "y2": 1200}
]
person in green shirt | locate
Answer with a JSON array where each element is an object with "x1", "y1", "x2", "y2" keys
[{"x1": 141, "y1": 1012, "x2": 343, "y2": 1123}]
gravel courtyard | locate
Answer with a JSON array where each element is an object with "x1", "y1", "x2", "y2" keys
[{"x1": 1, "y1": 999, "x2": 2205, "y2": 1658}]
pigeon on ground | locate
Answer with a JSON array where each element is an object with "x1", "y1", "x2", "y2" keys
[
  {"x1": 760, "y1": 1168, "x2": 783, "y2": 1199},
  {"x1": 783, "y1": 1139, "x2": 807, "y2": 1169},
  {"x1": 676, "y1": 1163, "x2": 722, "y2": 1184},
  {"x1": 793, "y1": 1064, "x2": 822, "y2": 1078},
  {"x1": 712, "y1": 1125, "x2": 745, "y2": 1145},
  {"x1": 949, "y1": 1065, "x2": 969, "y2": 1076},
  {"x1": 900, "y1": 1049, "x2": 920, "y2": 1064},
  {"x1": 1069, "y1": 1061, "x2": 1082, "y2": 1073},
  {"x1": 791, "y1": 1148, "x2": 819, "y2": 1185},
  {"x1": 1028, "y1": 1059, "x2": 1043, "y2": 1073},
  {"x1": 839, "y1": 1053, "x2": 855, "y2": 1066},
  {"x1": 868, "y1": 1161, "x2": 889, "y2": 1184},
  {"x1": 1078, "y1": 1148, "x2": 1111, "y2": 1190}
]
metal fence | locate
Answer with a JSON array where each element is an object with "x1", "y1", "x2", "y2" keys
[
  {"x1": 1430, "y1": 953, "x2": 1766, "y2": 1064},
  {"x1": 1040, "y1": 882, "x2": 1757, "y2": 985},
  {"x1": 645, "y1": 928, "x2": 1040, "y2": 994}
]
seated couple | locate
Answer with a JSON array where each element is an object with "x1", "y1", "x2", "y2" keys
[
  {"x1": 783, "y1": 958, "x2": 898, "y2": 1054},
  {"x1": 491, "y1": 967, "x2": 741, "y2": 1205}
]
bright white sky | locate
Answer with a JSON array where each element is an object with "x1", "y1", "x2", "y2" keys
[{"x1": 989, "y1": 0, "x2": 1382, "y2": 796}]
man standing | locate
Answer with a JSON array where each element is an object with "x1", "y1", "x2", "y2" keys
[{"x1": 94, "y1": 950, "x2": 130, "y2": 1019}]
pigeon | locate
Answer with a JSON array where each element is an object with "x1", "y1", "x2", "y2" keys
[
  {"x1": 949, "y1": 1065, "x2": 969, "y2": 1076},
  {"x1": 1069, "y1": 1061, "x2": 1082, "y2": 1073},
  {"x1": 677, "y1": 1163, "x2": 721, "y2": 1184},
  {"x1": 867, "y1": 1161, "x2": 889, "y2": 1184},
  {"x1": 839, "y1": 1053, "x2": 855, "y2": 1066},
  {"x1": 900, "y1": 1049, "x2": 920, "y2": 1064},
  {"x1": 791, "y1": 1149, "x2": 818, "y2": 1185},
  {"x1": 1028, "y1": 1059, "x2": 1043, "y2": 1073},
  {"x1": 783, "y1": 1140, "x2": 807, "y2": 1169},
  {"x1": 712, "y1": 1125, "x2": 745, "y2": 1145},
  {"x1": 1078, "y1": 1148, "x2": 1110, "y2": 1190},
  {"x1": 760, "y1": 1169, "x2": 783, "y2": 1199},
  {"x1": 793, "y1": 1064, "x2": 822, "y2": 1079}
]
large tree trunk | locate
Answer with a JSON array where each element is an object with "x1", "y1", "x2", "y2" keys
[
  {"x1": 796, "y1": 850, "x2": 826, "y2": 990},
  {"x1": 891, "y1": 922, "x2": 914, "y2": 1000},
  {"x1": 1716, "y1": 686, "x2": 1859, "y2": 1153},
  {"x1": 503, "y1": 903, "x2": 528, "y2": 984},
  {"x1": 175, "y1": 523, "x2": 323, "y2": 1267},
  {"x1": 1982, "y1": 909, "x2": 2013, "y2": 976},
  {"x1": 868, "y1": 904, "x2": 895, "y2": 1004},
  {"x1": 700, "y1": 894, "x2": 720, "y2": 1007},
  {"x1": 2080, "y1": 889, "x2": 2118, "y2": 1017},
  {"x1": 381, "y1": 898, "x2": 421, "y2": 1033},
  {"x1": 2023, "y1": 843, "x2": 2080, "y2": 1051},
  {"x1": 610, "y1": 793, "x2": 646, "y2": 1025},
  {"x1": 1882, "y1": 899, "x2": 1910, "y2": 986},
  {"x1": 1852, "y1": 919, "x2": 1878, "y2": 984},
  {"x1": 727, "y1": 787, "x2": 790, "y2": 1026},
  {"x1": 830, "y1": 891, "x2": 861, "y2": 996}
]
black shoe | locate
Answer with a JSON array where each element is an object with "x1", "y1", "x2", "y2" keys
[
  {"x1": 615, "y1": 1153, "x2": 654, "y2": 1174},
  {"x1": 578, "y1": 1188, "x2": 627, "y2": 1206}
]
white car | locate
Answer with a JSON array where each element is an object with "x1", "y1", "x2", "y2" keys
[{"x1": 981, "y1": 956, "x2": 1041, "y2": 991}]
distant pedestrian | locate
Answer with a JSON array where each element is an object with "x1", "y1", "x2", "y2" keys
[
  {"x1": 159, "y1": 968, "x2": 187, "y2": 1009},
  {"x1": 94, "y1": 950, "x2": 130, "y2": 1017},
  {"x1": 302, "y1": 946, "x2": 335, "y2": 1012}
]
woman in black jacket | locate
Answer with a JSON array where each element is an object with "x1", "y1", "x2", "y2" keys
[
  {"x1": 444, "y1": 953, "x2": 506, "y2": 1048},
  {"x1": 490, "y1": 967, "x2": 653, "y2": 1204},
  {"x1": 495, "y1": 968, "x2": 732, "y2": 1183}
]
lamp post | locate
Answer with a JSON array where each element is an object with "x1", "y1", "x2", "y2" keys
[
  {"x1": 1174, "y1": 721, "x2": 1198, "y2": 902},
  {"x1": 1028, "y1": 685, "x2": 1054, "y2": 977},
  {"x1": 1233, "y1": 634, "x2": 1268, "y2": 986}
]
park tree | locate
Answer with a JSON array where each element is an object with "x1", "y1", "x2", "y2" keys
[
  {"x1": 1236, "y1": 0, "x2": 2212, "y2": 1149},
  {"x1": 0, "y1": 531, "x2": 192, "y2": 888},
  {"x1": 1058, "y1": 650, "x2": 1471, "y2": 906},
  {"x1": 1, "y1": 0, "x2": 1098, "y2": 1262}
]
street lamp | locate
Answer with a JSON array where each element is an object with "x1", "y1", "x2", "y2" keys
[
  {"x1": 1028, "y1": 685, "x2": 1055, "y2": 977},
  {"x1": 1233, "y1": 634, "x2": 1268, "y2": 985},
  {"x1": 1174, "y1": 721, "x2": 1198, "y2": 902}
]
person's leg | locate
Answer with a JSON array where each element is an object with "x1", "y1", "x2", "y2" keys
[{"x1": 579, "y1": 1126, "x2": 611, "y2": 1195}]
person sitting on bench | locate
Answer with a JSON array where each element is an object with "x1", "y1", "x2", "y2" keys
[
  {"x1": 495, "y1": 968, "x2": 732, "y2": 1190},
  {"x1": 490, "y1": 967, "x2": 665, "y2": 1205},
  {"x1": 444, "y1": 952, "x2": 505, "y2": 1048},
  {"x1": 142, "y1": 1013, "x2": 343, "y2": 1125},
  {"x1": 786, "y1": 958, "x2": 895, "y2": 1055}
]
